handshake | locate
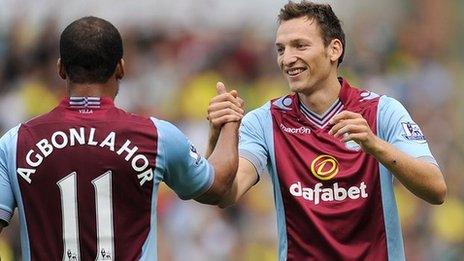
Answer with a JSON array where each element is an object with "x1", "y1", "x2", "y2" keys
[{"x1": 207, "y1": 82, "x2": 245, "y2": 130}]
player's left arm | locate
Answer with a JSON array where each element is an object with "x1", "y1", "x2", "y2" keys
[
  {"x1": 329, "y1": 110, "x2": 446, "y2": 205},
  {"x1": 0, "y1": 128, "x2": 18, "y2": 231}
]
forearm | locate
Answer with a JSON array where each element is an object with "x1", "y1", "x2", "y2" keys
[
  {"x1": 217, "y1": 179, "x2": 240, "y2": 208},
  {"x1": 218, "y1": 157, "x2": 259, "y2": 208},
  {"x1": 368, "y1": 138, "x2": 446, "y2": 204},
  {"x1": 205, "y1": 127, "x2": 220, "y2": 158},
  {"x1": 209, "y1": 123, "x2": 239, "y2": 174},
  {"x1": 196, "y1": 123, "x2": 239, "y2": 205}
]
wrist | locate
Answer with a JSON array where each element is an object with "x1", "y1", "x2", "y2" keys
[{"x1": 364, "y1": 136, "x2": 387, "y2": 157}]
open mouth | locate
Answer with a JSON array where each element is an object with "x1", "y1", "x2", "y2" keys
[{"x1": 286, "y1": 67, "x2": 307, "y2": 77}]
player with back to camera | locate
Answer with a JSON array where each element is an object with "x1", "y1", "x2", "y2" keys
[
  {"x1": 206, "y1": 1, "x2": 447, "y2": 260},
  {"x1": 0, "y1": 16, "x2": 244, "y2": 260}
]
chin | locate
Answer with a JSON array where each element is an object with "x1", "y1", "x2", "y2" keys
[{"x1": 288, "y1": 82, "x2": 306, "y2": 93}]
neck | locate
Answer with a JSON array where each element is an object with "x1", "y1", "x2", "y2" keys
[
  {"x1": 298, "y1": 75, "x2": 341, "y2": 115},
  {"x1": 67, "y1": 79, "x2": 118, "y2": 99}
]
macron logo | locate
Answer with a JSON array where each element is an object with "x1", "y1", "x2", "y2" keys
[{"x1": 280, "y1": 124, "x2": 311, "y2": 135}]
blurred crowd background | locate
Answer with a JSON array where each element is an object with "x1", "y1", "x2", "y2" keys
[{"x1": 0, "y1": 0, "x2": 463, "y2": 260}]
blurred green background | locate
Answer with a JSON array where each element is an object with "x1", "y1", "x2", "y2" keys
[{"x1": 0, "y1": 0, "x2": 462, "y2": 260}]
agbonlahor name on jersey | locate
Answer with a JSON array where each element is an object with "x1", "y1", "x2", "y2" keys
[
  {"x1": 289, "y1": 181, "x2": 368, "y2": 205},
  {"x1": 16, "y1": 127, "x2": 153, "y2": 186}
]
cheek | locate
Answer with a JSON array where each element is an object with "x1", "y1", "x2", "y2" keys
[
  {"x1": 277, "y1": 57, "x2": 283, "y2": 69},
  {"x1": 308, "y1": 54, "x2": 327, "y2": 70}
]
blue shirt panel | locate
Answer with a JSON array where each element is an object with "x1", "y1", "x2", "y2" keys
[
  {"x1": 151, "y1": 118, "x2": 214, "y2": 200},
  {"x1": 0, "y1": 125, "x2": 20, "y2": 224},
  {"x1": 238, "y1": 102, "x2": 271, "y2": 176},
  {"x1": 378, "y1": 96, "x2": 436, "y2": 162}
]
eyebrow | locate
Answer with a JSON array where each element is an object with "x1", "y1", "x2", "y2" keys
[{"x1": 276, "y1": 39, "x2": 310, "y2": 46}]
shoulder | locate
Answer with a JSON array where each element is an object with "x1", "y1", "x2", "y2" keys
[
  {"x1": 150, "y1": 118, "x2": 181, "y2": 134},
  {"x1": 376, "y1": 96, "x2": 412, "y2": 123},
  {"x1": 243, "y1": 93, "x2": 296, "y2": 121},
  {"x1": 376, "y1": 96, "x2": 415, "y2": 137},
  {"x1": 0, "y1": 124, "x2": 21, "y2": 142},
  {"x1": 245, "y1": 101, "x2": 271, "y2": 119},
  {"x1": 21, "y1": 109, "x2": 58, "y2": 129},
  {"x1": 242, "y1": 101, "x2": 274, "y2": 130},
  {"x1": 347, "y1": 88, "x2": 381, "y2": 108},
  {"x1": 378, "y1": 96, "x2": 407, "y2": 112},
  {"x1": 149, "y1": 118, "x2": 188, "y2": 145},
  {"x1": 0, "y1": 124, "x2": 21, "y2": 155}
]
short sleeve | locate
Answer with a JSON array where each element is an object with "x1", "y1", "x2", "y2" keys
[
  {"x1": 0, "y1": 126, "x2": 19, "y2": 225},
  {"x1": 152, "y1": 118, "x2": 214, "y2": 200},
  {"x1": 239, "y1": 104, "x2": 270, "y2": 176},
  {"x1": 377, "y1": 96, "x2": 437, "y2": 165}
]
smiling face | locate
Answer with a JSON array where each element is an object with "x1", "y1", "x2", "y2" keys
[{"x1": 276, "y1": 16, "x2": 339, "y2": 95}]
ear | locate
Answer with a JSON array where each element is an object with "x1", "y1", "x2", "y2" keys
[
  {"x1": 57, "y1": 58, "x2": 67, "y2": 80},
  {"x1": 328, "y1": 39, "x2": 343, "y2": 64},
  {"x1": 115, "y1": 59, "x2": 125, "y2": 80}
]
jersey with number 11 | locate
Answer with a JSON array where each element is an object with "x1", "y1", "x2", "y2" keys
[{"x1": 0, "y1": 97, "x2": 214, "y2": 260}]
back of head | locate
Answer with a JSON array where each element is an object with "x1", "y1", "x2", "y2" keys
[
  {"x1": 60, "y1": 16, "x2": 123, "y2": 84},
  {"x1": 278, "y1": 1, "x2": 345, "y2": 65}
]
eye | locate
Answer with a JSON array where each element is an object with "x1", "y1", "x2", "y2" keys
[
  {"x1": 297, "y1": 44, "x2": 307, "y2": 50},
  {"x1": 276, "y1": 47, "x2": 284, "y2": 55}
]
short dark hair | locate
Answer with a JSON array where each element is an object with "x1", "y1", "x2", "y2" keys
[
  {"x1": 278, "y1": 1, "x2": 345, "y2": 65},
  {"x1": 59, "y1": 16, "x2": 123, "y2": 84}
]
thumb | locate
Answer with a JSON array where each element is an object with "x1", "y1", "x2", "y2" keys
[{"x1": 216, "y1": 82, "x2": 227, "y2": 95}]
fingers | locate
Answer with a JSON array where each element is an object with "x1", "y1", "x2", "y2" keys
[
  {"x1": 237, "y1": 96, "x2": 245, "y2": 109},
  {"x1": 208, "y1": 100, "x2": 244, "y2": 116},
  {"x1": 328, "y1": 118, "x2": 367, "y2": 137},
  {"x1": 329, "y1": 110, "x2": 366, "y2": 137},
  {"x1": 230, "y1": 89, "x2": 238, "y2": 98},
  {"x1": 342, "y1": 132, "x2": 369, "y2": 143},
  {"x1": 208, "y1": 82, "x2": 245, "y2": 128},
  {"x1": 328, "y1": 111, "x2": 374, "y2": 147},
  {"x1": 329, "y1": 110, "x2": 361, "y2": 125},
  {"x1": 333, "y1": 124, "x2": 368, "y2": 141},
  {"x1": 216, "y1": 82, "x2": 227, "y2": 95},
  {"x1": 208, "y1": 107, "x2": 243, "y2": 128},
  {"x1": 209, "y1": 108, "x2": 243, "y2": 122},
  {"x1": 210, "y1": 92, "x2": 242, "y2": 108},
  {"x1": 213, "y1": 82, "x2": 243, "y2": 107},
  {"x1": 207, "y1": 103, "x2": 243, "y2": 126}
]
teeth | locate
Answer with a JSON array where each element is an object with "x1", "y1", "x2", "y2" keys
[{"x1": 287, "y1": 68, "x2": 304, "y2": 76}]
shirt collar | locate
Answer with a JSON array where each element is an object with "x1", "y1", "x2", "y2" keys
[{"x1": 59, "y1": 96, "x2": 115, "y2": 110}]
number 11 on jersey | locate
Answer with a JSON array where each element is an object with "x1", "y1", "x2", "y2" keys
[{"x1": 57, "y1": 171, "x2": 114, "y2": 260}]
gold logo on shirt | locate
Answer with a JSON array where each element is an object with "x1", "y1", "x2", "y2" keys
[{"x1": 311, "y1": 155, "x2": 339, "y2": 180}]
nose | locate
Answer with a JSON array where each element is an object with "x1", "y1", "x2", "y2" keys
[{"x1": 281, "y1": 49, "x2": 298, "y2": 67}]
